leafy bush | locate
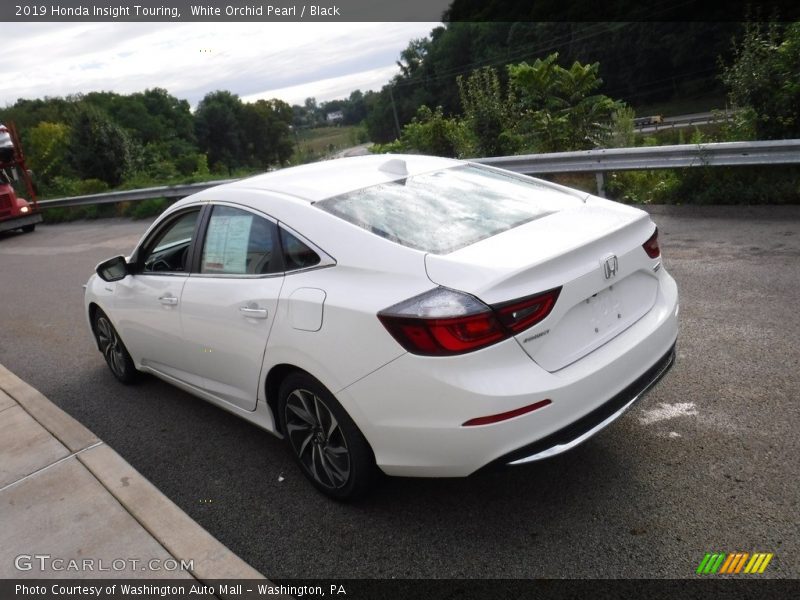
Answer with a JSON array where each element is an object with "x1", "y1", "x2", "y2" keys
[
  {"x1": 508, "y1": 54, "x2": 620, "y2": 152},
  {"x1": 722, "y1": 22, "x2": 800, "y2": 140},
  {"x1": 605, "y1": 170, "x2": 680, "y2": 204},
  {"x1": 124, "y1": 197, "x2": 172, "y2": 219},
  {"x1": 458, "y1": 67, "x2": 520, "y2": 156},
  {"x1": 370, "y1": 106, "x2": 470, "y2": 157},
  {"x1": 605, "y1": 106, "x2": 636, "y2": 148}
]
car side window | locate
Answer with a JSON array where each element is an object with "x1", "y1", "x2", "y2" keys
[
  {"x1": 141, "y1": 209, "x2": 200, "y2": 273},
  {"x1": 201, "y1": 205, "x2": 280, "y2": 275},
  {"x1": 280, "y1": 227, "x2": 320, "y2": 271}
]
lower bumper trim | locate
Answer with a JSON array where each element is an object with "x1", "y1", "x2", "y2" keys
[
  {"x1": 0, "y1": 212, "x2": 43, "y2": 233},
  {"x1": 495, "y1": 343, "x2": 676, "y2": 467}
]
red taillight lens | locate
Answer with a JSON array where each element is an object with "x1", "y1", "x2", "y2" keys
[
  {"x1": 379, "y1": 312, "x2": 506, "y2": 356},
  {"x1": 378, "y1": 287, "x2": 561, "y2": 356},
  {"x1": 643, "y1": 227, "x2": 660, "y2": 258},
  {"x1": 494, "y1": 288, "x2": 561, "y2": 334}
]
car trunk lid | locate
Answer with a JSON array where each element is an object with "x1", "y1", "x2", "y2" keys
[{"x1": 424, "y1": 198, "x2": 660, "y2": 372}]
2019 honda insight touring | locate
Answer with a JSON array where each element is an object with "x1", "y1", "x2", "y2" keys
[{"x1": 86, "y1": 154, "x2": 678, "y2": 499}]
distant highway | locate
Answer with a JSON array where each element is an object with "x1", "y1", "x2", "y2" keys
[{"x1": 636, "y1": 110, "x2": 735, "y2": 133}]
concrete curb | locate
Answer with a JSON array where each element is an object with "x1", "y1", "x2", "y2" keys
[
  {"x1": 0, "y1": 363, "x2": 98, "y2": 453},
  {"x1": 0, "y1": 363, "x2": 265, "y2": 584}
]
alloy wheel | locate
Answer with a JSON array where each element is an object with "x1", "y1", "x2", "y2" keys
[
  {"x1": 95, "y1": 316, "x2": 127, "y2": 378},
  {"x1": 284, "y1": 388, "x2": 351, "y2": 490}
]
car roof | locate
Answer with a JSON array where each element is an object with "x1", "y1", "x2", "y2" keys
[{"x1": 211, "y1": 154, "x2": 464, "y2": 203}]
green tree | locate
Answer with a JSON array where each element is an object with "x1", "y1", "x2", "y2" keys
[
  {"x1": 68, "y1": 106, "x2": 131, "y2": 186},
  {"x1": 509, "y1": 54, "x2": 620, "y2": 152},
  {"x1": 25, "y1": 122, "x2": 72, "y2": 184},
  {"x1": 457, "y1": 66, "x2": 518, "y2": 156},
  {"x1": 365, "y1": 87, "x2": 402, "y2": 143},
  {"x1": 139, "y1": 88, "x2": 194, "y2": 144},
  {"x1": 342, "y1": 90, "x2": 368, "y2": 125},
  {"x1": 722, "y1": 22, "x2": 800, "y2": 139},
  {"x1": 194, "y1": 90, "x2": 244, "y2": 172},
  {"x1": 240, "y1": 99, "x2": 294, "y2": 167}
]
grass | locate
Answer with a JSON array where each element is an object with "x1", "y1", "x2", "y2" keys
[{"x1": 291, "y1": 125, "x2": 368, "y2": 163}]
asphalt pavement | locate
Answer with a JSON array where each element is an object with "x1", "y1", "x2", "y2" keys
[{"x1": 0, "y1": 206, "x2": 797, "y2": 579}]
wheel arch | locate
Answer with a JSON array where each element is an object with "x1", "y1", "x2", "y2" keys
[
  {"x1": 263, "y1": 363, "x2": 374, "y2": 464},
  {"x1": 264, "y1": 363, "x2": 304, "y2": 435},
  {"x1": 87, "y1": 302, "x2": 103, "y2": 349}
]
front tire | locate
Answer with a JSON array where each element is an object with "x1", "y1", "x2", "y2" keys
[
  {"x1": 278, "y1": 372, "x2": 377, "y2": 500},
  {"x1": 92, "y1": 309, "x2": 139, "y2": 384},
  {"x1": 21, "y1": 224, "x2": 35, "y2": 233}
]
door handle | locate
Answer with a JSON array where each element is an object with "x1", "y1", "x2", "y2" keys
[
  {"x1": 239, "y1": 306, "x2": 268, "y2": 319},
  {"x1": 158, "y1": 295, "x2": 178, "y2": 306}
]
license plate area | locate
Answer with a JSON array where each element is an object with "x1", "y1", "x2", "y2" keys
[
  {"x1": 586, "y1": 285, "x2": 625, "y2": 337},
  {"x1": 526, "y1": 271, "x2": 659, "y2": 372}
]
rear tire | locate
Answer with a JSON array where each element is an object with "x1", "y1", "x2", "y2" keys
[
  {"x1": 92, "y1": 309, "x2": 139, "y2": 384},
  {"x1": 278, "y1": 372, "x2": 377, "y2": 500}
]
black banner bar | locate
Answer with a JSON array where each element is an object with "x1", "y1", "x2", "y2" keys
[
  {"x1": 2, "y1": 0, "x2": 800, "y2": 23},
  {"x1": 2, "y1": 579, "x2": 799, "y2": 600}
]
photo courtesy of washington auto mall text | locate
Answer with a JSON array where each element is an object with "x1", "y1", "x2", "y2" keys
[{"x1": 13, "y1": 582, "x2": 346, "y2": 598}]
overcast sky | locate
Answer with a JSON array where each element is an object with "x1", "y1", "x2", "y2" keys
[{"x1": 0, "y1": 22, "x2": 440, "y2": 108}]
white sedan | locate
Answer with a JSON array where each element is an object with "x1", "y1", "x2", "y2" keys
[{"x1": 85, "y1": 154, "x2": 678, "y2": 499}]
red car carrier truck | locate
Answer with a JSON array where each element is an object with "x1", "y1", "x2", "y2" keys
[{"x1": 0, "y1": 122, "x2": 42, "y2": 234}]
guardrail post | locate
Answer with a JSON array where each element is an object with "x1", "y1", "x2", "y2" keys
[{"x1": 595, "y1": 172, "x2": 606, "y2": 197}]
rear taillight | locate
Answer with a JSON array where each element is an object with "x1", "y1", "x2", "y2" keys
[
  {"x1": 378, "y1": 287, "x2": 560, "y2": 356},
  {"x1": 494, "y1": 288, "x2": 561, "y2": 334},
  {"x1": 643, "y1": 227, "x2": 660, "y2": 258}
]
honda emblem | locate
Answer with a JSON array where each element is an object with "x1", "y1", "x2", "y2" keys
[{"x1": 603, "y1": 255, "x2": 618, "y2": 279}]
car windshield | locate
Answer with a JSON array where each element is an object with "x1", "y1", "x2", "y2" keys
[{"x1": 314, "y1": 164, "x2": 574, "y2": 254}]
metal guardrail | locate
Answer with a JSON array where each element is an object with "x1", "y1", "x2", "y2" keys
[
  {"x1": 476, "y1": 140, "x2": 800, "y2": 174},
  {"x1": 37, "y1": 178, "x2": 240, "y2": 209},
  {"x1": 38, "y1": 140, "x2": 800, "y2": 208},
  {"x1": 477, "y1": 139, "x2": 800, "y2": 196}
]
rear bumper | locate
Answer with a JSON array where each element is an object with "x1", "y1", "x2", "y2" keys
[
  {"x1": 339, "y1": 268, "x2": 679, "y2": 477},
  {"x1": 0, "y1": 212, "x2": 42, "y2": 233},
  {"x1": 492, "y1": 343, "x2": 675, "y2": 468}
]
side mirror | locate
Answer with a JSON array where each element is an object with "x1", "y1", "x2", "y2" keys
[{"x1": 96, "y1": 256, "x2": 130, "y2": 282}]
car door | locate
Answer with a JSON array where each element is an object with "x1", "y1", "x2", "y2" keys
[
  {"x1": 113, "y1": 206, "x2": 204, "y2": 387},
  {"x1": 179, "y1": 203, "x2": 284, "y2": 411}
]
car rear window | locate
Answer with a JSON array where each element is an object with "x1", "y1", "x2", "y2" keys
[{"x1": 314, "y1": 164, "x2": 575, "y2": 254}]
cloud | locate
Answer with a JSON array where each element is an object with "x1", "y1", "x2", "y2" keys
[
  {"x1": 243, "y1": 64, "x2": 402, "y2": 105},
  {"x1": 0, "y1": 22, "x2": 438, "y2": 107}
]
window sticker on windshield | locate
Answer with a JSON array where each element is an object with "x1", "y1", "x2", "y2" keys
[{"x1": 203, "y1": 214, "x2": 253, "y2": 273}]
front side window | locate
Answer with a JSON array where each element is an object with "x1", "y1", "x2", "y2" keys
[
  {"x1": 201, "y1": 205, "x2": 279, "y2": 275},
  {"x1": 141, "y1": 209, "x2": 200, "y2": 273}
]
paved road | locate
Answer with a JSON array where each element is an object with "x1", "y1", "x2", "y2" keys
[
  {"x1": 635, "y1": 111, "x2": 735, "y2": 133},
  {"x1": 1, "y1": 207, "x2": 798, "y2": 579},
  {"x1": 331, "y1": 143, "x2": 372, "y2": 158}
]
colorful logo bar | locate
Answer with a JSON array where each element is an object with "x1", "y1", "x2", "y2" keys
[{"x1": 696, "y1": 552, "x2": 774, "y2": 574}]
